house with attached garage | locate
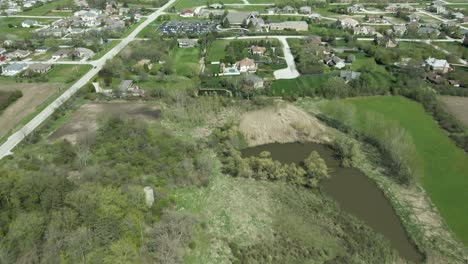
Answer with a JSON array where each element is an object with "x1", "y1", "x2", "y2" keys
[
  {"x1": 339, "y1": 18, "x2": 359, "y2": 29},
  {"x1": 299, "y1": 6, "x2": 312, "y2": 14},
  {"x1": 21, "y1": 20, "x2": 38, "y2": 28},
  {"x1": 425, "y1": 57, "x2": 452, "y2": 73},
  {"x1": 250, "y1": 46, "x2": 266, "y2": 56},
  {"x1": 236, "y1": 57, "x2": 257, "y2": 73},
  {"x1": 28, "y1": 63, "x2": 52, "y2": 74},
  {"x1": 2, "y1": 63, "x2": 28, "y2": 76}
]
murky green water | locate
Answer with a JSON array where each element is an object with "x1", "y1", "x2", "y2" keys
[{"x1": 242, "y1": 142, "x2": 423, "y2": 263}]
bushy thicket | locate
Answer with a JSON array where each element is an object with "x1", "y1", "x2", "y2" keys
[
  {"x1": 0, "y1": 118, "x2": 209, "y2": 263},
  {"x1": 211, "y1": 125, "x2": 329, "y2": 188}
]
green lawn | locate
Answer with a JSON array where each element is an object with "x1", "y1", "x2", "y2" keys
[
  {"x1": 47, "y1": 65, "x2": 92, "y2": 83},
  {"x1": 92, "y1": 40, "x2": 119, "y2": 60},
  {"x1": 20, "y1": 0, "x2": 73, "y2": 16},
  {"x1": 170, "y1": 47, "x2": 200, "y2": 76},
  {"x1": 174, "y1": 0, "x2": 242, "y2": 10},
  {"x1": 0, "y1": 17, "x2": 55, "y2": 40},
  {"x1": 270, "y1": 74, "x2": 334, "y2": 97},
  {"x1": 206, "y1": 40, "x2": 230, "y2": 62},
  {"x1": 344, "y1": 96, "x2": 468, "y2": 246}
]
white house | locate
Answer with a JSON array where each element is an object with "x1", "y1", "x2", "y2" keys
[
  {"x1": 339, "y1": 18, "x2": 359, "y2": 28},
  {"x1": 21, "y1": 20, "x2": 38, "y2": 28},
  {"x1": 235, "y1": 58, "x2": 257, "y2": 73},
  {"x1": 2, "y1": 63, "x2": 28, "y2": 76},
  {"x1": 425, "y1": 57, "x2": 452, "y2": 73}
]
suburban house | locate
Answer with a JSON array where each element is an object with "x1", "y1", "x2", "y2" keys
[
  {"x1": 21, "y1": 20, "x2": 38, "y2": 28},
  {"x1": 74, "y1": 47, "x2": 95, "y2": 59},
  {"x1": 177, "y1": 38, "x2": 198, "y2": 48},
  {"x1": 180, "y1": 9, "x2": 194, "y2": 18},
  {"x1": 417, "y1": 27, "x2": 440, "y2": 36},
  {"x1": 325, "y1": 56, "x2": 346, "y2": 69},
  {"x1": 452, "y1": 12, "x2": 465, "y2": 21},
  {"x1": 339, "y1": 18, "x2": 359, "y2": 29},
  {"x1": 340, "y1": 71, "x2": 361, "y2": 83},
  {"x1": 236, "y1": 58, "x2": 257, "y2": 73},
  {"x1": 28, "y1": 63, "x2": 52, "y2": 74},
  {"x1": 5, "y1": 49, "x2": 31, "y2": 59},
  {"x1": 268, "y1": 21, "x2": 308, "y2": 31},
  {"x1": 118, "y1": 80, "x2": 143, "y2": 97},
  {"x1": 299, "y1": 6, "x2": 312, "y2": 14},
  {"x1": 354, "y1": 26, "x2": 376, "y2": 35},
  {"x1": 377, "y1": 37, "x2": 398, "y2": 48},
  {"x1": 35, "y1": 46, "x2": 49, "y2": 53},
  {"x1": 2, "y1": 63, "x2": 28, "y2": 76},
  {"x1": 347, "y1": 4, "x2": 364, "y2": 13},
  {"x1": 281, "y1": 6, "x2": 295, "y2": 14},
  {"x1": 52, "y1": 48, "x2": 73, "y2": 60},
  {"x1": 250, "y1": 46, "x2": 267, "y2": 56},
  {"x1": 425, "y1": 57, "x2": 452, "y2": 73},
  {"x1": 244, "y1": 74, "x2": 264, "y2": 89},
  {"x1": 393, "y1": 25, "x2": 407, "y2": 36},
  {"x1": 224, "y1": 11, "x2": 263, "y2": 27}
]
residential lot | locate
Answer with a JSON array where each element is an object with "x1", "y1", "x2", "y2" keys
[
  {"x1": 49, "y1": 101, "x2": 161, "y2": 143},
  {"x1": 439, "y1": 96, "x2": 468, "y2": 127},
  {"x1": 0, "y1": 80, "x2": 59, "y2": 139}
]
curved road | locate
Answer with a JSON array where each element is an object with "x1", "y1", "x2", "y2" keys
[{"x1": 0, "y1": 0, "x2": 176, "y2": 159}]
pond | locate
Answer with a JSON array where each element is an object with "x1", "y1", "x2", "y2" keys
[{"x1": 241, "y1": 142, "x2": 424, "y2": 263}]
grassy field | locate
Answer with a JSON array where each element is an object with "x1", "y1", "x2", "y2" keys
[
  {"x1": 206, "y1": 40, "x2": 230, "y2": 62},
  {"x1": 92, "y1": 40, "x2": 119, "y2": 60},
  {"x1": 435, "y1": 42, "x2": 467, "y2": 59},
  {"x1": 344, "y1": 96, "x2": 468, "y2": 246},
  {"x1": 20, "y1": 0, "x2": 73, "y2": 16},
  {"x1": 173, "y1": 0, "x2": 242, "y2": 10},
  {"x1": 0, "y1": 17, "x2": 56, "y2": 40},
  {"x1": 170, "y1": 47, "x2": 200, "y2": 76},
  {"x1": 439, "y1": 96, "x2": 468, "y2": 127},
  {"x1": 270, "y1": 75, "x2": 334, "y2": 97},
  {"x1": 47, "y1": 64, "x2": 92, "y2": 83}
]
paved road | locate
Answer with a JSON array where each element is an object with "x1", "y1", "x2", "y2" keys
[
  {"x1": 0, "y1": 0, "x2": 177, "y2": 160},
  {"x1": 221, "y1": 35, "x2": 301, "y2": 79}
]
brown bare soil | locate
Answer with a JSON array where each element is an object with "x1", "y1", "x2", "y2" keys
[
  {"x1": 439, "y1": 96, "x2": 468, "y2": 127},
  {"x1": 239, "y1": 104, "x2": 330, "y2": 147},
  {"x1": 0, "y1": 82, "x2": 59, "y2": 139},
  {"x1": 49, "y1": 101, "x2": 160, "y2": 144}
]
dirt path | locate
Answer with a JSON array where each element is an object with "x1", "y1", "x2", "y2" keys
[
  {"x1": 239, "y1": 104, "x2": 330, "y2": 146},
  {"x1": 0, "y1": 83, "x2": 59, "y2": 139}
]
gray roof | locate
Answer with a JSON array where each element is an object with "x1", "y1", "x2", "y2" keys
[
  {"x1": 225, "y1": 11, "x2": 250, "y2": 24},
  {"x1": 4, "y1": 63, "x2": 28, "y2": 72},
  {"x1": 340, "y1": 71, "x2": 361, "y2": 81},
  {"x1": 119, "y1": 80, "x2": 133, "y2": 91},
  {"x1": 29, "y1": 63, "x2": 52, "y2": 71}
]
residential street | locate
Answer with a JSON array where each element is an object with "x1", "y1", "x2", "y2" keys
[{"x1": 0, "y1": 0, "x2": 177, "y2": 159}]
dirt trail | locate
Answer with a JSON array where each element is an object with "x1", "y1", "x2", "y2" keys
[{"x1": 239, "y1": 104, "x2": 330, "y2": 146}]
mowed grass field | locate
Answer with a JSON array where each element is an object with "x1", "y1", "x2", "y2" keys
[
  {"x1": 206, "y1": 40, "x2": 230, "y2": 62},
  {"x1": 20, "y1": 0, "x2": 72, "y2": 16},
  {"x1": 170, "y1": 47, "x2": 200, "y2": 76},
  {"x1": 344, "y1": 96, "x2": 468, "y2": 245},
  {"x1": 270, "y1": 75, "x2": 333, "y2": 97},
  {"x1": 173, "y1": 0, "x2": 242, "y2": 10}
]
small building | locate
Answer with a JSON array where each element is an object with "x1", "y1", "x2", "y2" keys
[
  {"x1": 266, "y1": 7, "x2": 279, "y2": 15},
  {"x1": 52, "y1": 48, "x2": 73, "y2": 60},
  {"x1": 28, "y1": 63, "x2": 52, "y2": 74},
  {"x1": 177, "y1": 38, "x2": 198, "y2": 48},
  {"x1": 180, "y1": 9, "x2": 194, "y2": 18},
  {"x1": 35, "y1": 46, "x2": 49, "y2": 53},
  {"x1": 452, "y1": 12, "x2": 465, "y2": 21},
  {"x1": 244, "y1": 74, "x2": 264, "y2": 89},
  {"x1": 74, "y1": 47, "x2": 95, "y2": 59},
  {"x1": 354, "y1": 26, "x2": 376, "y2": 35},
  {"x1": 118, "y1": 80, "x2": 143, "y2": 97},
  {"x1": 21, "y1": 20, "x2": 38, "y2": 28},
  {"x1": 340, "y1": 71, "x2": 361, "y2": 83},
  {"x1": 236, "y1": 58, "x2": 257, "y2": 73},
  {"x1": 299, "y1": 6, "x2": 312, "y2": 14},
  {"x1": 339, "y1": 18, "x2": 359, "y2": 28},
  {"x1": 250, "y1": 45, "x2": 266, "y2": 56},
  {"x1": 347, "y1": 4, "x2": 364, "y2": 13},
  {"x1": 281, "y1": 6, "x2": 295, "y2": 14},
  {"x1": 6, "y1": 49, "x2": 31, "y2": 59},
  {"x1": 325, "y1": 56, "x2": 345, "y2": 69},
  {"x1": 2, "y1": 63, "x2": 28, "y2": 76},
  {"x1": 209, "y1": 3, "x2": 224, "y2": 9},
  {"x1": 268, "y1": 21, "x2": 308, "y2": 31},
  {"x1": 425, "y1": 57, "x2": 452, "y2": 73}
]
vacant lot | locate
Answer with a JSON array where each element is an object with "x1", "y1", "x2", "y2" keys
[
  {"x1": 345, "y1": 96, "x2": 468, "y2": 246},
  {"x1": 439, "y1": 96, "x2": 468, "y2": 127},
  {"x1": 270, "y1": 74, "x2": 334, "y2": 97},
  {"x1": 49, "y1": 102, "x2": 161, "y2": 144},
  {"x1": 0, "y1": 81, "x2": 58, "y2": 139},
  {"x1": 206, "y1": 40, "x2": 230, "y2": 63},
  {"x1": 170, "y1": 47, "x2": 200, "y2": 77}
]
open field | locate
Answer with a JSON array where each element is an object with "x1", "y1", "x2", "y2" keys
[
  {"x1": 92, "y1": 40, "x2": 119, "y2": 60},
  {"x1": 20, "y1": 0, "x2": 73, "y2": 16},
  {"x1": 0, "y1": 80, "x2": 59, "y2": 139},
  {"x1": 170, "y1": 47, "x2": 200, "y2": 76},
  {"x1": 270, "y1": 75, "x2": 334, "y2": 97},
  {"x1": 439, "y1": 96, "x2": 468, "y2": 127},
  {"x1": 49, "y1": 101, "x2": 161, "y2": 143},
  {"x1": 173, "y1": 0, "x2": 242, "y2": 10},
  {"x1": 0, "y1": 17, "x2": 56, "y2": 40},
  {"x1": 344, "y1": 96, "x2": 468, "y2": 246},
  {"x1": 47, "y1": 64, "x2": 92, "y2": 83},
  {"x1": 206, "y1": 40, "x2": 230, "y2": 62}
]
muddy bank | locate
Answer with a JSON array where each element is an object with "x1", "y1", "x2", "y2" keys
[{"x1": 239, "y1": 104, "x2": 330, "y2": 147}]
